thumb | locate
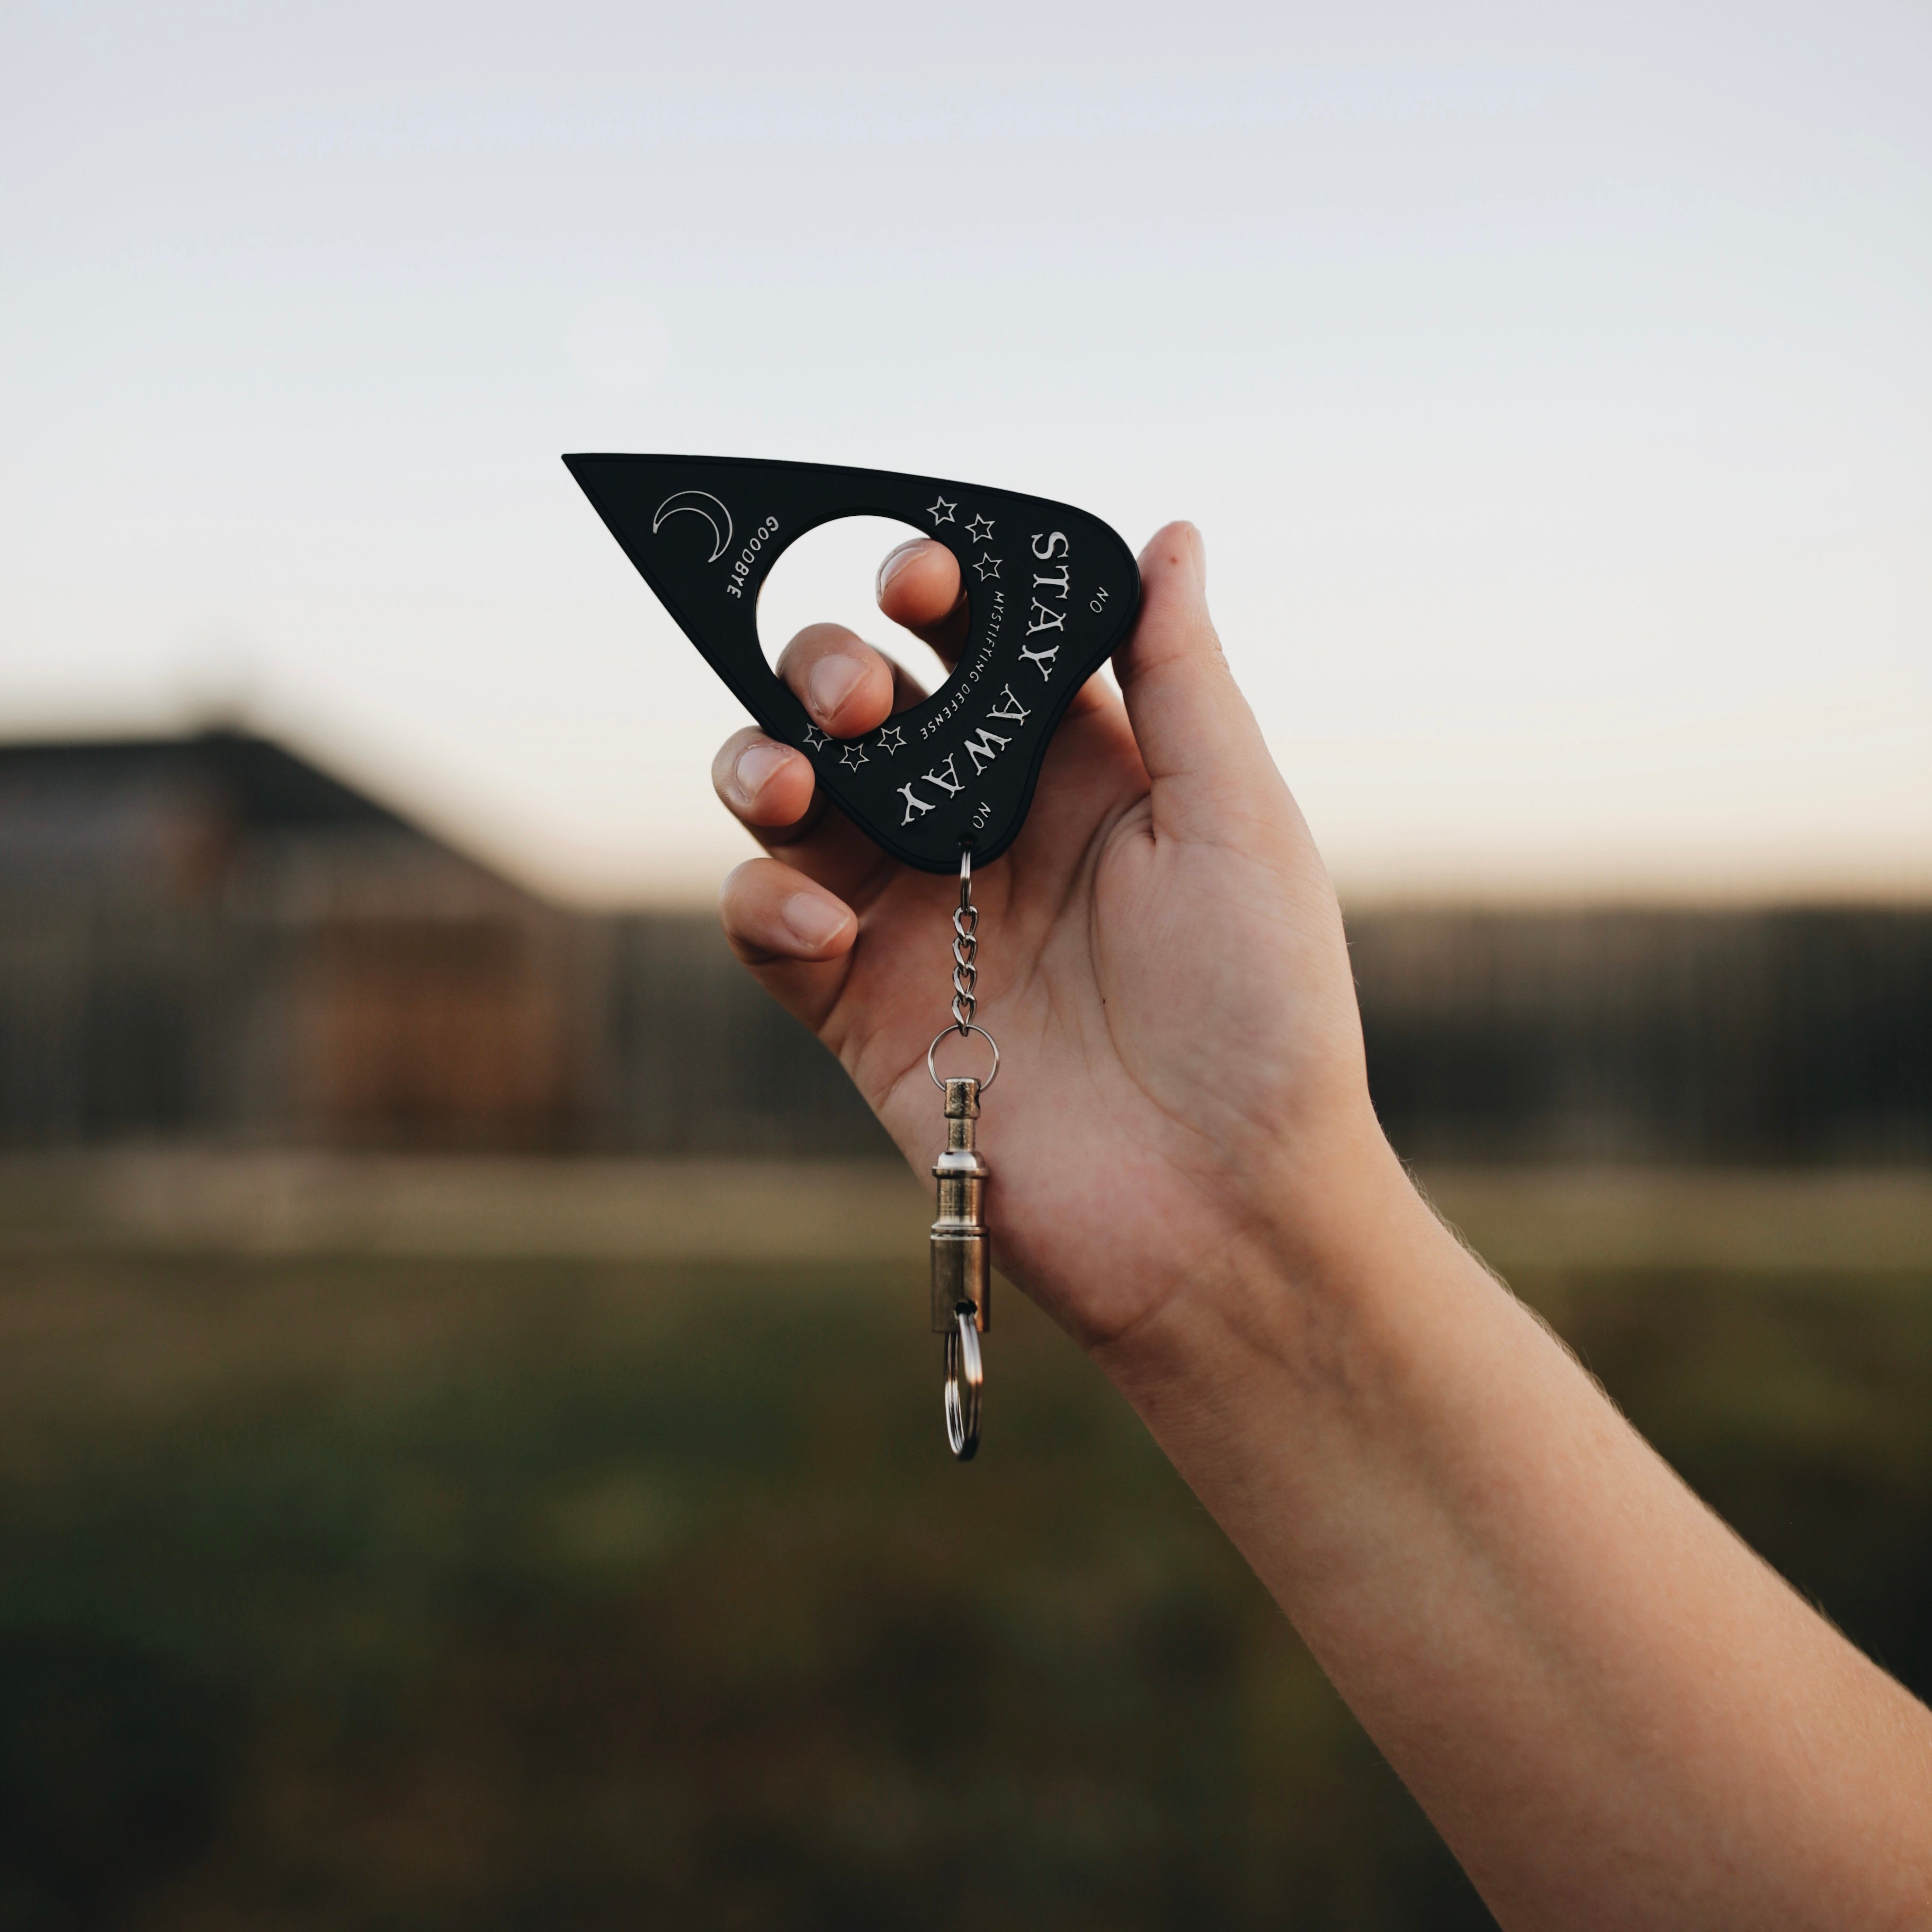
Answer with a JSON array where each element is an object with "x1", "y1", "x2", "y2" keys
[{"x1": 1114, "y1": 522, "x2": 1276, "y2": 840}]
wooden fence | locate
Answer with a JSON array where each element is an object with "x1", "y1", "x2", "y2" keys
[{"x1": 0, "y1": 893, "x2": 1925, "y2": 1164}]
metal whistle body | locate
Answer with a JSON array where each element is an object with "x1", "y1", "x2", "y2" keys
[{"x1": 931, "y1": 1076, "x2": 990, "y2": 1335}]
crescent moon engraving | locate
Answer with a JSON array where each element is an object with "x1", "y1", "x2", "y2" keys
[{"x1": 650, "y1": 488, "x2": 734, "y2": 564}]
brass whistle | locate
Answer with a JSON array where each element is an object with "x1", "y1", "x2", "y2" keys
[{"x1": 931, "y1": 1076, "x2": 990, "y2": 1335}]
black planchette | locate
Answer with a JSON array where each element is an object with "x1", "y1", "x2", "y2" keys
[{"x1": 564, "y1": 453, "x2": 1141, "y2": 872}]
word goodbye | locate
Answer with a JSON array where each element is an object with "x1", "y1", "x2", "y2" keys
[{"x1": 897, "y1": 532, "x2": 1073, "y2": 829}]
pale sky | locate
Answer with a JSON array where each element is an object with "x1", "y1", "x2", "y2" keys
[{"x1": 4, "y1": 1, "x2": 1927, "y2": 904}]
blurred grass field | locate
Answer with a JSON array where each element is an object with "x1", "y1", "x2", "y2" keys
[{"x1": 3, "y1": 1164, "x2": 1931, "y2": 1930}]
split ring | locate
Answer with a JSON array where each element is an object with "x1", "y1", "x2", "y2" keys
[
  {"x1": 927, "y1": 1024, "x2": 1000, "y2": 1093},
  {"x1": 943, "y1": 1304, "x2": 982, "y2": 1461}
]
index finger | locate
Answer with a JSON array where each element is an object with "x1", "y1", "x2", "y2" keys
[
  {"x1": 879, "y1": 534, "x2": 1116, "y2": 721},
  {"x1": 876, "y1": 540, "x2": 969, "y2": 664}
]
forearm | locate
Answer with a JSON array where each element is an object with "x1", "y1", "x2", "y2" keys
[{"x1": 1096, "y1": 1123, "x2": 1932, "y2": 1931}]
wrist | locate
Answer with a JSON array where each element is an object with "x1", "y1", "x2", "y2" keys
[{"x1": 1089, "y1": 1104, "x2": 1454, "y2": 1461}]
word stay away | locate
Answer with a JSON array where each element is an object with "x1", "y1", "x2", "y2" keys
[{"x1": 897, "y1": 683, "x2": 1034, "y2": 825}]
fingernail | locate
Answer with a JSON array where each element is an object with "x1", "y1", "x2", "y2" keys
[
  {"x1": 876, "y1": 540, "x2": 924, "y2": 598},
  {"x1": 732, "y1": 741, "x2": 790, "y2": 802},
  {"x1": 783, "y1": 892, "x2": 848, "y2": 951},
  {"x1": 807, "y1": 654, "x2": 863, "y2": 723}
]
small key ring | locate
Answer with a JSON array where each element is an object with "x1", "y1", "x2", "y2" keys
[
  {"x1": 944, "y1": 1303, "x2": 982, "y2": 1461},
  {"x1": 927, "y1": 1024, "x2": 1000, "y2": 1093}
]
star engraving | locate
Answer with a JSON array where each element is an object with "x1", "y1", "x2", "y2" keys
[
  {"x1": 839, "y1": 740, "x2": 871, "y2": 771},
  {"x1": 926, "y1": 495, "x2": 956, "y2": 526},
  {"x1": 876, "y1": 724, "x2": 906, "y2": 755},
  {"x1": 973, "y1": 553, "x2": 1001, "y2": 582},
  {"x1": 801, "y1": 725, "x2": 828, "y2": 752},
  {"x1": 965, "y1": 513, "x2": 995, "y2": 543}
]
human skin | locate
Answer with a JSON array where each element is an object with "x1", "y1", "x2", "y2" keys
[{"x1": 709, "y1": 524, "x2": 1932, "y2": 1929}]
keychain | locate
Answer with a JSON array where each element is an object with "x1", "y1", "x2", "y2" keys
[
  {"x1": 565, "y1": 454, "x2": 1141, "y2": 1457},
  {"x1": 928, "y1": 845, "x2": 994, "y2": 1457}
]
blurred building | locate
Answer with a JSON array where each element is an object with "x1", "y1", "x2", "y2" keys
[
  {"x1": 0, "y1": 730, "x2": 880, "y2": 1156},
  {"x1": 0, "y1": 731, "x2": 587, "y2": 1148},
  {"x1": 0, "y1": 729, "x2": 1924, "y2": 1164}
]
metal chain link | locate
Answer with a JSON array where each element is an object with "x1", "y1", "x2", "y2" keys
[
  {"x1": 950, "y1": 846, "x2": 978, "y2": 1033},
  {"x1": 936, "y1": 841, "x2": 992, "y2": 1462}
]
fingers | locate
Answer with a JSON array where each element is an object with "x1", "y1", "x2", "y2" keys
[
  {"x1": 719, "y1": 855, "x2": 856, "y2": 964},
  {"x1": 709, "y1": 535, "x2": 1019, "y2": 900},
  {"x1": 716, "y1": 622, "x2": 901, "y2": 893},
  {"x1": 712, "y1": 723, "x2": 894, "y2": 904},
  {"x1": 876, "y1": 539, "x2": 970, "y2": 662},
  {"x1": 1113, "y1": 521, "x2": 1280, "y2": 840},
  {"x1": 778, "y1": 622, "x2": 898, "y2": 738},
  {"x1": 758, "y1": 546, "x2": 962, "y2": 756},
  {"x1": 712, "y1": 596, "x2": 936, "y2": 897},
  {"x1": 712, "y1": 727, "x2": 816, "y2": 836},
  {"x1": 718, "y1": 855, "x2": 857, "y2": 1033}
]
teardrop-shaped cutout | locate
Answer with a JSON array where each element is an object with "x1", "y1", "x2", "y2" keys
[{"x1": 754, "y1": 513, "x2": 955, "y2": 695}]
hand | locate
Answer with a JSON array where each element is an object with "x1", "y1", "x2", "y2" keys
[
  {"x1": 713, "y1": 523, "x2": 1383, "y2": 1351},
  {"x1": 715, "y1": 522, "x2": 1932, "y2": 1929}
]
